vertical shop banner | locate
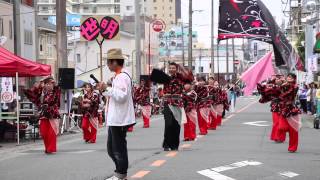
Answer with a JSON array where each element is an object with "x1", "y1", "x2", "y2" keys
[{"x1": 1, "y1": 77, "x2": 14, "y2": 103}]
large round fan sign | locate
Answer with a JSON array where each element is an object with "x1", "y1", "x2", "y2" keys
[
  {"x1": 152, "y1": 19, "x2": 166, "y2": 32},
  {"x1": 1, "y1": 92, "x2": 13, "y2": 103}
]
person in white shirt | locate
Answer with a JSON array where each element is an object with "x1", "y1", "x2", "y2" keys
[{"x1": 99, "y1": 49, "x2": 135, "y2": 180}]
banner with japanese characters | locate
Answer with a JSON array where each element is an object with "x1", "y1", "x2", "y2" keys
[
  {"x1": 1, "y1": 77, "x2": 14, "y2": 103},
  {"x1": 80, "y1": 16, "x2": 120, "y2": 41}
]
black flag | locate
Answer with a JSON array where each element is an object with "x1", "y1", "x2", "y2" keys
[{"x1": 218, "y1": 0, "x2": 304, "y2": 71}]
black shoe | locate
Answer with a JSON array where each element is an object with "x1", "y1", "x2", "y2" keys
[
  {"x1": 171, "y1": 148, "x2": 179, "y2": 151},
  {"x1": 164, "y1": 148, "x2": 170, "y2": 151}
]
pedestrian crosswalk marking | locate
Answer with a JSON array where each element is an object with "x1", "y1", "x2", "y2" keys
[{"x1": 279, "y1": 171, "x2": 299, "y2": 178}]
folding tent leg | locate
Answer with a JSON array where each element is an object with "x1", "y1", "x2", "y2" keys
[{"x1": 16, "y1": 72, "x2": 20, "y2": 145}]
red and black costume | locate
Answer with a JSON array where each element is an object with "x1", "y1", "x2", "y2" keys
[
  {"x1": 194, "y1": 85, "x2": 210, "y2": 135},
  {"x1": 80, "y1": 91, "x2": 100, "y2": 143},
  {"x1": 183, "y1": 89, "x2": 197, "y2": 141},
  {"x1": 257, "y1": 80, "x2": 286, "y2": 142},
  {"x1": 24, "y1": 86, "x2": 61, "y2": 153},
  {"x1": 162, "y1": 73, "x2": 186, "y2": 150},
  {"x1": 134, "y1": 85, "x2": 151, "y2": 128},
  {"x1": 278, "y1": 81, "x2": 301, "y2": 152}
]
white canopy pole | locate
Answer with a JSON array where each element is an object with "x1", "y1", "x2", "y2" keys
[{"x1": 16, "y1": 72, "x2": 20, "y2": 145}]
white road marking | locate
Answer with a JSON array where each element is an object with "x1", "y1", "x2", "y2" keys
[
  {"x1": 211, "y1": 160, "x2": 262, "y2": 172},
  {"x1": 65, "y1": 150, "x2": 95, "y2": 154},
  {"x1": 197, "y1": 160, "x2": 262, "y2": 180},
  {"x1": 279, "y1": 171, "x2": 299, "y2": 178},
  {"x1": 198, "y1": 169, "x2": 236, "y2": 180},
  {"x1": 243, "y1": 121, "x2": 269, "y2": 127}
]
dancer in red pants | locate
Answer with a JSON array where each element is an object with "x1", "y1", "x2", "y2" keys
[
  {"x1": 194, "y1": 76, "x2": 210, "y2": 135},
  {"x1": 80, "y1": 83, "x2": 100, "y2": 143},
  {"x1": 258, "y1": 75, "x2": 286, "y2": 143},
  {"x1": 182, "y1": 81, "x2": 197, "y2": 141},
  {"x1": 134, "y1": 79, "x2": 152, "y2": 128},
  {"x1": 207, "y1": 77, "x2": 217, "y2": 130},
  {"x1": 278, "y1": 73, "x2": 301, "y2": 153},
  {"x1": 24, "y1": 77, "x2": 61, "y2": 154}
]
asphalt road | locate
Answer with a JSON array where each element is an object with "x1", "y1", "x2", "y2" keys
[{"x1": 0, "y1": 97, "x2": 319, "y2": 180}]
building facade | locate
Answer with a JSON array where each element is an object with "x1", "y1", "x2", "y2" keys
[
  {"x1": 19, "y1": 3, "x2": 37, "y2": 60},
  {"x1": 37, "y1": 0, "x2": 121, "y2": 17},
  {"x1": 144, "y1": 0, "x2": 181, "y2": 28},
  {"x1": 0, "y1": 0, "x2": 14, "y2": 52}
]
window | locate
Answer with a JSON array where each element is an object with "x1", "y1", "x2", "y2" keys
[
  {"x1": 170, "y1": 0, "x2": 173, "y2": 2},
  {"x1": 114, "y1": 5, "x2": 120, "y2": 13},
  {"x1": 154, "y1": 14, "x2": 157, "y2": 18},
  {"x1": 77, "y1": 54, "x2": 81, "y2": 63},
  {"x1": 114, "y1": 0, "x2": 120, "y2": 2},
  {"x1": 154, "y1": 7, "x2": 157, "y2": 10},
  {"x1": 0, "y1": 18, "x2": 3, "y2": 36},
  {"x1": 126, "y1": 6, "x2": 132, "y2": 11},
  {"x1": 24, "y1": 30, "x2": 33, "y2": 45},
  {"x1": 169, "y1": 14, "x2": 172, "y2": 17},
  {"x1": 9, "y1": 20, "x2": 13, "y2": 39},
  {"x1": 199, "y1": 66, "x2": 203, "y2": 73},
  {"x1": 153, "y1": 0, "x2": 156, "y2": 2}
]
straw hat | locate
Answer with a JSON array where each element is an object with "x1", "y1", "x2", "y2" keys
[{"x1": 107, "y1": 48, "x2": 125, "y2": 60}]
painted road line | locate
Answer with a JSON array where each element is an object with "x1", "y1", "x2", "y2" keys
[
  {"x1": 279, "y1": 171, "x2": 300, "y2": 178},
  {"x1": 198, "y1": 169, "x2": 236, "y2": 180},
  {"x1": 198, "y1": 160, "x2": 262, "y2": 180},
  {"x1": 166, "y1": 151, "x2": 178, "y2": 157},
  {"x1": 243, "y1": 121, "x2": 269, "y2": 127},
  {"x1": 181, "y1": 144, "x2": 192, "y2": 149},
  {"x1": 131, "y1": 170, "x2": 151, "y2": 179},
  {"x1": 211, "y1": 160, "x2": 263, "y2": 173},
  {"x1": 150, "y1": 160, "x2": 166, "y2": 167}
]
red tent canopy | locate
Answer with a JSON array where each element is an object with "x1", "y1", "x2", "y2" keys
[{"x1": 0, "y1": 46, "x2": 51, "y2": 77}]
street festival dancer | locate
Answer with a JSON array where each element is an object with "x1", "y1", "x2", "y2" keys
[
  {"x1": 134, "y1": 78, "x2": 152, "y2": 128},
  {"x1": 278, "y1": 73, "x2": 301, "y2": 153},
  {"x1": 100, "y1": 49, "x2": 135, "y2": 180},
  {"x1": 151, "y1": 62, "x2": 192, "y2": 151},
  {"x1": 207, "y1": 77, "x2": 218, "y2": 130},
  {"x1": 24, "y1": 77, "x2": 61, "y2": 154},
  {"x1": 194, "y1": 76, "x2": 211, "y2": 135},
  {"x1": 258, "y1": 75, "x2": 286, "y2": 143},
  {"x1": 182, "y1": 80, "x2": 198, "y2": 141},
  {"x1": 80, "y1": 83, "x2": 100, "y2": 143}
]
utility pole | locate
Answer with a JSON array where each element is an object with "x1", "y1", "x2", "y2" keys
[
  {"x1": 211, "y1": 0, "x2": 215, "y2": 75},
  {"x1": 135, "y1": 0, "x2": 141, "y2": 81},
  {"x1": 188, "y1": 0, "x2": 193, "y2": 70},
  {"x1": 181, "y1": 24, "x2": 185, "y2": 66},
  {"x1": 56, "y1": 0, "x2": 67, "y2": 69},
  {"x1": 56, "y1": 0, "x2": 68, "y2": 128},
  {"x1": 199, "y1": 48, "x2": 202, "y2": 74},
  {"x1": 226, "y1": 39, "x2": 229, "y2": 80},
  {"x1": 232, "y1": 38, "x2": 236, "y2": 80},
  {"x1": 13, "y1": 0, "x2": 21, "y2": 56}
]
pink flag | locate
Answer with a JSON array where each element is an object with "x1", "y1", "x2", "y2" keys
[{"x1": 241, "y1": 52, "x2": 275, "y2": 96}]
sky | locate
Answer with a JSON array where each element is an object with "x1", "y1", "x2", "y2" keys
[{"x1": 181, "y1": 0, "x2": 289, "y2": 47}]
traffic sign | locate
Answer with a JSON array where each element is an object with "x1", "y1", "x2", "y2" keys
[{"x1": 152, "y1": 19, "x2": 166, "y2": 32}]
